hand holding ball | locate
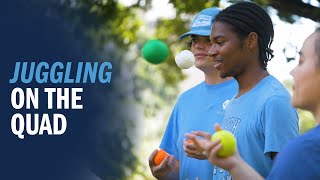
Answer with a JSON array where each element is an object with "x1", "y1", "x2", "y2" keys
[
  {"x1": 175, "y1": 50, "x2": 195, "y2": 69},
  {"x1": 211, "y1": 130, "x2": 236, "y2": 157},
  {"x1": 142, "y1": 40, "x2": 169, "y2": 64},
  {"x1": 153, "y1": 149, "x2": 169, "y2": 166}
]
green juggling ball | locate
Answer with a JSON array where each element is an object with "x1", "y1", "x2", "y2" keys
[{"x1": 142, "y1": 40, "x2": 169, "y2": 64}]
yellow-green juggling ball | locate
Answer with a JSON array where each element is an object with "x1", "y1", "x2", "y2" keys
[{"x1": 211, "y1": 130, "x2": 236, "y2": 157}]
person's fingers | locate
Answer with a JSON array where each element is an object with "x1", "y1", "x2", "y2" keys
[
  {"x1": 167, "y1": 155, "x2": 176, "y2": 170},
  {"x1": 184, "y1": 142, "x2": 203, "y2": 158},
  {"x1": 151, "y1": 155, "x2": 172, "y2": 178},
  {"x1": 150, "y1": 157, "x2": 176, "y2": 179},
  {"x1": 202, "y1": 150, "x2": 208, "y2": 157},
  {"x1": 185, "y1": 142, "x2": 197, "y2": 150},
  {"x1": 204, "y1": 138, "x2": 220, "y2": 149},
  {"x1": 183, "y1": 139, "x2": 187, "y2": 150},
  {"x1": 208, "y1": 143, "x2": 223, "y2": 160},
  {"x1": 183, "y1": 138, "x2": 196, "y2": 150},
  {"x1": 162, "y1": 154, "x2": 171, "y2": 166},
  {"x1": 191, "y1": 131, "x2": 211, "y2": 140},
  {"x1": 214, "y1": 123, "x2": 222, "y2": 131},
  {"x1": 185, "y1": 134, "x2": 203, "y2": 150},
  {"x1": 201, "y1": 140, "x2": 214, "y2": 158},
  {"x1": 202, "y1": 138, "x2": 221, "y2": 158},
  {"x1": 185, "y1": 133, "x2": 195, "y2": 138},
  {"x1": 185, "y1": 148, "x2": 203, "y2": 157},
  {"x1": 148, "y1": 149, "x2": 158, "y2": 166},
  {"x1": 155, "y1": 154, "x2": 170, "y2": 170},
  {"x1": 185, "y1": 152, "x2": 207, "y2": 160}
]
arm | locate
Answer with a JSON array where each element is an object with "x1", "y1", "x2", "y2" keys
[
  {"x1": 150, "y1": 102, "x2": 181, "y2": 179},
  {"x1": 186, "y1": 124, "x2": 265, "y2": 180},
  {"x1": 228, "y1": 156, "x2": 265, "y2": 180},
  {"x1": 270, "y1": 152, "x2": 277, "y2": 160}
]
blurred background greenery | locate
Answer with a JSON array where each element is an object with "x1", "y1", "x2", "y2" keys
[{"x1": 44, "y1": 0, "x2": 319, "y2": 179}]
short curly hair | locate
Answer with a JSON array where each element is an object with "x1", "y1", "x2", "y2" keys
[{"x1": 214, "y1": 2, "x2": 274, "y2": 70}]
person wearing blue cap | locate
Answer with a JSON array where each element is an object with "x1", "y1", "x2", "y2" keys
[{"x1": 148, "y1": 7, "x2": 238, "y2": 179}]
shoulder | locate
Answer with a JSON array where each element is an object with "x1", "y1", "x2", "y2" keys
[
  {"x1": 258, "y1": 88, "x2": 298, "y2": 126},
  {"x1": 179, "y1": 82, "x2": 203, "y2": 98},
  {"x1": 264, "y1": 76, "x2": 291, "y2": 97},
  {"x1": 249, "y1": 76, "x2": 291, "y2": 107},
  {"x1": 259, "y1": 76, "x2": 292, "y2": 107},
  {"x1": 224, "y1": 78, "x2": 239, "y2": 90},
  {"x1": 264, "y1": 95, "x2": 292, "y2": 107},
  {"x1": 267, "y1": 126, "x2": 320, "y2": 179},
  {"x1": 175, "y1": 82, "x2": 203, "y2": 103},
  {"x1": 261, "y1": 95, "x2": 297, "y2": 122},
  {"x1": 281, "y1": 126, "x2": 320, "y2": 156},
  {"x1": 263, "y1": 75, "x2": 290, "y2": 98}
]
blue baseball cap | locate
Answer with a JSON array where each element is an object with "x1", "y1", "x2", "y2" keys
[{"x1": 179, "y1": 7, "x2": 221, "y2": 40}]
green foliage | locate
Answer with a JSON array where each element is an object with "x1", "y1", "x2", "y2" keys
[
  {"x1": 298, "y1": 109, "x2": 317, "y2": 134},
  {"x1": 282, "y1": 79, "x2": 317, "y2": 134},
  {"x1": 170, "y1": 0, "x2": 220, "y2": 13},
  {"x1": 66, "y1": 0, "x2": 143, "y2": 48}
]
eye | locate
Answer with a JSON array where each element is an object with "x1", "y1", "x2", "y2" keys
[
  {"x1": 217, "y1": 41, "x2": 224, "y2": 46},
  {"x1": 186, "y1": 41, "x2": 192, "y2": 48}
]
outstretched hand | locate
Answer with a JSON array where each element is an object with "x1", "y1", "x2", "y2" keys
[
  {"x1": 183, "y1": 131, "x2": 211, "y2": 159},
  {"x1": 186, "y1": 124, "x2": 241, "y2": 171}
]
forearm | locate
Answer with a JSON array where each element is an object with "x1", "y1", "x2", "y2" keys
[{"x1": 229, "y1": 159, "x2": 264, "y2": 180}]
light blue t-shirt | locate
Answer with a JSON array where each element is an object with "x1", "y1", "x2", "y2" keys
[
  {"x1": 213, "y1": 75, "x2": 299, "y2": 180},
  {"x1": 160, "y1": 79, "x2": 238, "y2": 180}
]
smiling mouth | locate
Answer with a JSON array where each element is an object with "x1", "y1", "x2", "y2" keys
[
  {"x1": 214, "y1": 62, "x2": 222, "y2": 69},
  {"x1": 195, "y1": 54, "x2": 207, "y2": 58},
  {"x1": 213, "y1": 59, "x2": 223, "y2": 69}
]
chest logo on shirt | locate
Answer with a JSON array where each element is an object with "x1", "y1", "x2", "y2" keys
[
  {"x1": 221, "y1": 117, "x2": 241, "y2": 135},
  {"x1": 222, "y1": 99, "x2": 231, "y2": 110}
]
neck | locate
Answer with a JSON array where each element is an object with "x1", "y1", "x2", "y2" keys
[
  {"x1": 204, "y1": 69, "x2": 232, "y2": 85},
  {"x1": 235, "y1": 68, "x2": 269, "y2": 98}
]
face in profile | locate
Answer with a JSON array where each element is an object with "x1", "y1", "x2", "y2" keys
[
  {"x1": 209, "y1": 22, "x2": 251, "y2": 78},
  {"x1": 290, "y1": 32, "x2": 320, "y2": 111},
  {"x1": 190, "y1": 35, "x2": 215, "y2": 71}
]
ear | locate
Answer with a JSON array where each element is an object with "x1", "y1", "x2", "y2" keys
[{"x1": 246, "y1": 32, "x2": 258, "y2": 49}]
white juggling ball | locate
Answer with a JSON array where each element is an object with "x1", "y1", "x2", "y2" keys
[{"x1": 175, "y1": 50, "x2": 195, "y2": 69}]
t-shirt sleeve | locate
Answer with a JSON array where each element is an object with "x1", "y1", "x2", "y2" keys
[
  {"x1": 159, "y1": 102, "x2": 180, "y2": 159},
  {"x1": 262, "y1": 96, "x2": 299, "y2": 155}
]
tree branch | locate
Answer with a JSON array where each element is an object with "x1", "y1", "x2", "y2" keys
[{"x1": 268, "y1": 0, "x2": 320, "y2": 22}]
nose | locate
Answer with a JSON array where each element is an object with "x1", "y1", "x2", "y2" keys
[
  {"x1": 208, "y1": 44, "x2": 218, "y2": 57},
  {"x1": 194, "y1": 42, "x2": 205, "y2": 50}
]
